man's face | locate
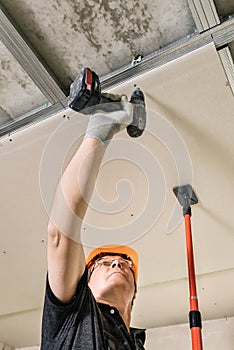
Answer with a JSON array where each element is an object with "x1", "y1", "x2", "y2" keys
[{"x1": 88, "y1": 255, "x2": 136, "y2": 303}]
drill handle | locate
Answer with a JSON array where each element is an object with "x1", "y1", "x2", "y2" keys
[
  {"x1": 127, "y1": 87, "x2": 146, "y2": 138},
  {"x1": 101, "y1": 88, "x2": 146, "y2": 138}
]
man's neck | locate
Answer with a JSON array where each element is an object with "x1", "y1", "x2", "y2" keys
[{"x1": 96, "y1": 294, "x2": 132, "y2": 331}]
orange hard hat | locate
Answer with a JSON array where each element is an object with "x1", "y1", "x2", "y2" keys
[{"x1": 86, "y1": 244, "x2": 138, "y2": 281}]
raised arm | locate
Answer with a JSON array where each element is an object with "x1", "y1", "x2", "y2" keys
[
  {"x1": 47, "y1": 96, "x2": 133, "y2": 303},
  {"x1": 47, "y1": 137, "x2": 105, "y2": 303}
]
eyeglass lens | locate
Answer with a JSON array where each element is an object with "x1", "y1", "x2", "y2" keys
[{"x1": 97, "y1": 258, "x2": 132, "y2": 268}]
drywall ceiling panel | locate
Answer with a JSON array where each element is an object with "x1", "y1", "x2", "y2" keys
[
  {"x1": 133, "y1": 269, "x2": 234, "y2": 328},
  {"x1": 0, "y1": 0, "x2": 196, "y2": 89},
  {"x1": 0, "y1": 43, "x2": 234, "y2": 348},
  {"x1": 0, "y1": 42, "x2": 48, "y2": 122},
  {"x1": 0, "y1": 309, "x2": 42, "y2": 349},
  {"x1": 0, "y1": 115, "x2": 65, "y2": 315},
  {"x1": 90, "y1": 42, "x2": 234, "y2": 284}
]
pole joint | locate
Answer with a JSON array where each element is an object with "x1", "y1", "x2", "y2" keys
[{"x1": 189, "y1": 310, "x2": 202, "y2": 329}]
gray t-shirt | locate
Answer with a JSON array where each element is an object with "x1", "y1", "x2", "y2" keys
[{"x1": 41, "y1": 268, "x2": 146, "y2": 349}]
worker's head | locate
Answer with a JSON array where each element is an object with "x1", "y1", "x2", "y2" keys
[{"x1": 86, "y1": 244, "x2": 138, "y2": 307}]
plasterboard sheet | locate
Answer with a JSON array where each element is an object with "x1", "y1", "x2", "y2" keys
[{"x1": 0, "y1": 42, "x2": 234, "y2": 347}]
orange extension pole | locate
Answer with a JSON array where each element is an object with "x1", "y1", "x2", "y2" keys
[
  {"x1": 184, "y1": 211, "x2": 203, "y2": 350},
  {"x1": 173, "y1": 185, "x2": 203, "y2": 350}
]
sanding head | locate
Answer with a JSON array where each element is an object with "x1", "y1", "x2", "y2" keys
[{"x1": 173, "y1": 184, "x2": 198, "y2": 215}]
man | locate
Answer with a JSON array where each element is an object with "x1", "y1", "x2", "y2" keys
[{"x1": 41, "y1": 94, "x2": 146, "y2": 349}]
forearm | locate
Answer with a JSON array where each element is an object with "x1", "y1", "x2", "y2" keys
[
  {"x1": 49, "y1": 137, "x2": 105, "y2": 237},
  {"x1": 47, "y1": 137, "x2": 106, "y2": 302}
]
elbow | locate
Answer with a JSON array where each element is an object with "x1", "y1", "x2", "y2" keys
[{"x1": 47, "y1": 220, "x2": 62, "y2": 248}]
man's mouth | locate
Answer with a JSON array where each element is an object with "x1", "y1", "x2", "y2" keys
[{"x1": 108, "y1": 271, "x2": 126, "y2": 279}]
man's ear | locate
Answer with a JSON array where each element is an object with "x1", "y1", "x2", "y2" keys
[
  {"x1": 131, "y1": 291, "x2": 137, "y2": 308},
  {"x1": 88, "y1": 265, "x2": 94, "y2": 281}
]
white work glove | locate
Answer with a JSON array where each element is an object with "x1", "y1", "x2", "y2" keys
[{"x1": 85, "y1": 94, "x2": 133, "y2": 144}]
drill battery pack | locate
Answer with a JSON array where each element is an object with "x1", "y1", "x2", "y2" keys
[{"x1": 68, "y1": 67, "x2": 101, "y2": 113}]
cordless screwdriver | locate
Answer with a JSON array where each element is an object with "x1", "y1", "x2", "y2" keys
[{"x1": 68, "y1": 67, "x2": 146, "y2": 138}]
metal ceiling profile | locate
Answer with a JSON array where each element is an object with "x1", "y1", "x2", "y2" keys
[
  {"x1": 187, "y1": 0, "x2": 234, "y2": 95},
  {"x1": 218, "y1": 46, "x2": 234, "y2": 93},
  {"x1": 187, "y1": 0, "x2": 220, "y2": 32},
  {"x1": 0, "y1": 4, "x2": 67, "y2": 104},
  {"x1": 101, "y1": 17, "x2": 234, "y2": 90},
  {"x1": 0, "y1": 0, "x2": 233, "y2": 140}
]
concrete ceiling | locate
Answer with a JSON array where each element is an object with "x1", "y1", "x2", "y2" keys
[{"x1": 0, "y1": 0, "x2": 234, "y2": 348}]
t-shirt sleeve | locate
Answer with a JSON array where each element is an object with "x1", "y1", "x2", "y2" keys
[
  {"x1": 41, "y1": 267, "x2": 91, "y2": 344},
  {"x1": 45, "y1": 268, "x2": 88, "y2": 306}
]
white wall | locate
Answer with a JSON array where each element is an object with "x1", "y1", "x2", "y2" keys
[
  {"x1": 145, "y1": 317, "x2": 234, "y2": 349},
  {"x1": 0, "y1": 343, "x2": 14, "y2": 350},
  {"x1": 16, "y1": 316, "x2": 234, "y2": 349}
]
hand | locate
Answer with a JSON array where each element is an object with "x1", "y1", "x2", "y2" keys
[{"x1": 85, "y1": 95, "x2": 133, "y2": 144}]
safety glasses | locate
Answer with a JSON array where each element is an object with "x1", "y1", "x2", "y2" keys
[{"x1": 93, "y1": 257, "x2": 133, "y2": 270}]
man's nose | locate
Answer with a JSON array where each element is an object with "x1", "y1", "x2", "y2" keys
[{"x1": 110, "y1": 260, "x2": 122, "y2": 268}]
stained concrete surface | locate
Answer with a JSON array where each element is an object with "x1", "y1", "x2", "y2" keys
[
  {"x1": 0, "y1": 0, "x2": 195, "y2": 86},
  {"x1": 0, "y1": 0, "x2": 196, "y2": 123},
  {"x1": 1, "y1": 0, "x2": 233, "y2": 124},
  {"x1": 0, "y1": 42, "x2": 48, "y2": 122},
  {"x1": 213, "y1": 0, "x2": 234, "y2": 19}
]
